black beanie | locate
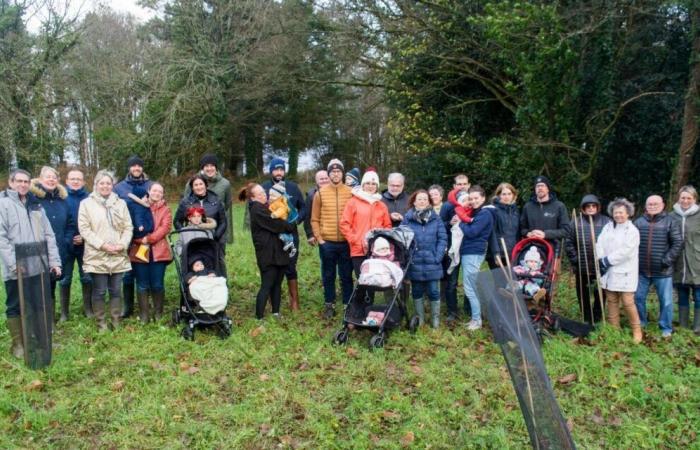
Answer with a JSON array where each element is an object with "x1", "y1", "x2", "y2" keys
[
  {"x1": 534, "y1": 175, "x2": 552, "y2": 190},
  {"x1": 127, "y1": 155, "x2": 145, "y2": 169},
  {"x1": 200, "y1": 154, "x2": 219, "y2": 169}
]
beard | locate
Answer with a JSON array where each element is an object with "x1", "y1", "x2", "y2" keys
[{"x1": 272, "y1": 174, "x2": 284, "y2": 183}]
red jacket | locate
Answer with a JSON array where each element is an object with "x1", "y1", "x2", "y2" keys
[
  {"x1": 340, "y1": 193, "x2": 392, "y2": 257},
  {"x1": 448, "y1": 189, "x2": 473, "y2": 223},
  {"x1": 129, "y1": 200, "x2": 173, "y2": 263}
]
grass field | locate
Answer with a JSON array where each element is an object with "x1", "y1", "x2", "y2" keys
[{"x1": 1, "y1": 204, "x2": 699, "y2": 449}]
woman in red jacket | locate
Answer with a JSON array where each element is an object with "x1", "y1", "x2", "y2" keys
[
  {"x1": 340, "y1": 170, "x2": 392, "y2": 275},
  {"x1": 129, "y1": 182, "x2": 173, "y2": 323}
]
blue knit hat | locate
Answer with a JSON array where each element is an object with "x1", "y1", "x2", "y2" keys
[{"x1": 269, "y1": 157, "x2": 286, "y2": 173}]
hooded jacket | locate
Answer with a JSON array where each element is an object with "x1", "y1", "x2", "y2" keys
[
  {"x1": 340, "y1": 189, "x2": 392, "y2": 257},
  {"x1": 520, "y1": 192, "x2": 570, "y2": 242},
  {"x1": 65, "y1": 186, "x2": 89, "y2": 256},
  {"x1": 77, "y1": 191, "x2": 133, "y2": 274},
  {"x1": 0, "y1": 190, "x2": 62, "y2": 281},
  {"x1": 129, "y1": 200, "x2": 173, "y2": 264},
  {"x1": 29, "y1": 179, "x2": 71, "y2": 261},
  {"x1": 249, "y1": 201, "x2": 297, "y2": 269},
  {"x1": 565, "y1": 194, "x2": 611, "y2": 271},
  {"x1": 174, "y1": 190, "x2": 227, "y2": 244},
  {"x1": 401, "y1": 208, "x2": 447, "y2": 281},
  {"x1": 671, "y1": 203, "x2": 700, "y2": 285},
  {"x1": 381, "y1": 190, "x2": 410, "y2": 227},
  {"x1": 487, "y1": 198, "x2": 520, "y2": 260},
  {"x1": 633, "y1": 211, "x2": 682, "y2": 277}
]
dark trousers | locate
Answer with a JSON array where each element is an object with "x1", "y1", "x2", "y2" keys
[
  {"x1": 4, "y1": 279, "x2": 20, "y2": 318},
  {"x1": 445, "y1": 264, "x2": 470, "y2": 317},
  {"x1": 133, "y1": 261, "x2": 167, "y2": 293},
  {"x1": 256, "y1": 265, "x2": 285, "y2": 319},
  {"x1": 284, "y1": 233, "x2": 300, "y2": 281},
  {"x1": 319, "y1": 241, "x2": 354, "y2": 304},
  {"x1": 93, "y1": 273, "x2": 123, "y2": 303},
  {"x1": 574, "y1": 270, "x2": 604, "y2": 324},
  {"x1": 60, "y1": 251, "x2": 92, "y2": 286}
]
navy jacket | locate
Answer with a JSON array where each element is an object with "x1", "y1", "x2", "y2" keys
[
  {"x1": 459, "y1": 206, "x2": 494, "y2": 256},
  {"x1": 174, "y1": 191, "x2": 228, "y2": 244},
  {"x1": 29, "y1": 181, "x2": 71, "y2": 262},
  {"x1": 401, "y1": 209, "x2": 448, "y2": 282},
  {"x1": 488, "y1": 198, "x2": 520, "y2": 260},
  {"x1": 262, "y1": 179, "x2": 305, "y2": 235},
  {"x1": 65, "y1": 186, "x2": 89, "y2": 256},
  {"x1": 114, "y1": 174, "x2": 153, "y2": 201},
  {"x1": 633, "y1": 212, "x2": 683, "y2": 277},
  {"x1": 381, "y1": 190, "x2": 410, "y2": 227}
]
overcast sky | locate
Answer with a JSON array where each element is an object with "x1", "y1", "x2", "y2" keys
[{"x1": 27, "y1": 0, "x2": 155, "y2": 31}]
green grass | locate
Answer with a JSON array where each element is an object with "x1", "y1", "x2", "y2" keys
[{"x1": 1, "y1": 204, "x2": 699, "y2": 448}]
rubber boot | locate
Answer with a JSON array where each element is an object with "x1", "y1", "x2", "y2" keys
[
  {"x1": 111, "y1": 297, "x2": 123, "y2": 330},
  {"x1": 679, "y1": 305, "x2": 690, "y2": 329},
  {"x1": 413, "y1": 297, "x2": 425, "y2": 326},
  {"x1": 137, "y1": 290, "x2": 150, "y2": 324},
  {"x1": 430, "y1": 300, "x2": 440, "y2": 329},
  {"x1": 622, "y1": 294, "x2": 642, "y2": 344},
  {"x1": 121, "y1": 282, "x2": 134, "y2": 319},
  {"x1": 59, "y1": 285, "x2": 71, "y2": 322},
  {"x1": 82, "y1": 283, "x2": 94, "y2": 318},
  {"x1": 7, "y1": 317, "x2": 24, "y2": 358},
  {"x1": 693, "y1": 309, "x2": 700, "y2": 335},
  {"x1": 152, "y1": 291, "x2": 164, "y2": 321},
  {"x1": 606, "y1": 294, "x2": 621, "y2": 328},
  {"x1": 93, "y1": 298, "x2": 109, "y2": 333},
  {"x1": 288, "y1": 279, "x2": 299, "y2": 311}
]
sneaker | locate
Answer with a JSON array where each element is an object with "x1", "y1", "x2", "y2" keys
[
  {"x1": 445, "y1": 313, "x2": 458, "y2": 324},
  {"x1": 323, "y1": 303, "x2": 336, "y2": 319},
  {"x1": 466, "y1": 319, "x2": 482, "y2": 331},
  {"x1": 272, "y1": 313, "x2": 282, "y2": 321},
  {"x1": 661, "y1": 330, "x2": 672, "y2": 339}
]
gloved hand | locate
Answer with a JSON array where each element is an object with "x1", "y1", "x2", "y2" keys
[{"x1": 598, "y1": 257, "x2": 611, "y2": 276}]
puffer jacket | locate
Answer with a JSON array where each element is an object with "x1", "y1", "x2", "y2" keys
[
  {"x1": 262, "y1": 178, "x2": 306, "y2": 228},
  {"x1": 340, "y1": 191, "x2": 392, "y2": 257},
  {"x1": 78, "y1": 191, "x2": 133, "y2": 274},
  {"x1": 29, "y1": 179, "x2": 71, "y2": 262},
  {"x1": 0, "y1": 190, "x2": 61, "y2": 281},
  {"x1": 381, "y1": 190, "x2": 410, "y2": 227},
  {"x1": 633, "y1": 212, "x2": 683, "y2": 277},
  {"x1": 565, "y1": 195, "x2": 611, "y2": 271},
  {"x1": 519, "y1": 192, "x2": 570, "y2": 241},
  {"x1": 174, "y1": 191, "x2": 227, "y2": 244},
  {"x1": 459, "y1": 206, "x2": 494, "y2": 255},
  {"x1": 401, "y1": 208, "x2": 447, "y2": 281},
  {"x1": 311, "y1": 183, "x2": 353, "y2": 242},
  {"x1": 488, "y1": 198, "x2": 520, "y2": 260},
  {"x1": 65, "y1": 186, "x2": 89, "y2": 256},
  {"x1": 596, "y1": 220, "x2": 639, "y2": 292},
  {"x1": 671, "y1": 203, "x2": 700, "y2": 286},
  {"x1": 129, "y1": 200, "x2": 173, "y2": 264}
]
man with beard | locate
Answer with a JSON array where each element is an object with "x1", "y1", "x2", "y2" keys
[
  {"x1": 262, "y1": 158, "x2": 306, "y2": 311},
  {"x1": 184, "y1": 154, "x2": 234, "y2": 244},
  {"x1": 520, "y1": 175, "x2": 569, "y2": 246}
]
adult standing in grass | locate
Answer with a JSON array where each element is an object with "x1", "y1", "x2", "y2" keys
[
  {"x1": 29, "y1": 166, "x2": 71, "y2": 322},
  {"x1": 671, "y1": 185, "x2": 700, "y2": 334},
  {"x1": 128, "y1": 182, "x2": 172, "y2": 323},
  {"x1": 401, "y1": 190, "x2": 447, "y2": 328},
  {"x1": 78, "y1": 170, "x2": 133, "y2": 332},
  {"x1": 304, "y1": 169, "x2": 330, "y2": 247},
  {"x1": 486, "y1": 182, "x2": 520, "y2": 270},
  {"x1": 262, "y1": 158, "x2": 306, "y2": 312},
  {"x1": 239, "y1": 182, "x2": 297, "y2": 320},
  {"x1": 595, "y1": 198, "x2": 642, "y2": 343},
  {"x1": 632, "y1": 195, "x2": 682, "y2": 339},
  {"x1": 0, "y1": 169, "x2": 62, "y2": 358},
  {"x1": 311, "y1": 161, "x2": 354, "y2": 319},
  {"x1": 184, "y1": 154, "x2": 233, "y2": 244}
]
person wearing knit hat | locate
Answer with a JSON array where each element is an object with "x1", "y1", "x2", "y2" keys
[
  {"x1": 513, "y1": 246, "x2": 547, "y2": 302},
  {"x1": 327, "y1": 159, "x2": 344, "y2": 174},
  {"x1": 199, "y1": 154, "x2": 219, "y2": 170},
  {"x1": 360, "y1": 170, "x2": 380, "y2": 187},
  {"x1": 345, "y1": 168, "x2": 360, "y2": 188},
  {"x1": 127, "y1": 155, "x2": 145, "y2": 170},
  {"x1": 520, "y1": 174, "x2": 569, "y2": 247},
  {"x1": 261, "y1": 156, "x2": 307, "y2": 312}
]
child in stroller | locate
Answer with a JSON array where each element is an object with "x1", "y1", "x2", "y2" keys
[
  {"x1": 513, "y1": 246, "x2": 547, "y2": 302},
  {"x1": 174, "y1": 206, "x2": 217, "y2": 257},
  {"x1": 268, "y1": 182, "x2": 298, "y2": 257},
  {"x1": 358, "y1": 236, "x2": 404, "y2": 289}
]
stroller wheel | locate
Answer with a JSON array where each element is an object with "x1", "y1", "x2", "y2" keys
[
  {"x1": 181, "y1": 325, "x2": 194, "y2": 341},
  {"x1": 171, "y1": 309, "x2": 181, "y2": 327},
  {"x1": 409, "y1": 316, "x2": 420, "y2": 334},
  {"x1": 217, "y1": 320, "x2": 233, "y2": 339},
  {"x1": 369, "y1": 332, "x2": 385, "y2": 350},
  {"x1": 332, "y1": 329, "x2": 349, "y2": 345}
]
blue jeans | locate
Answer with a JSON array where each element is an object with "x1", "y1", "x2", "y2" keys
[
  {"x1": 59, "y1": 251, "x2": 92, "y2": 286},
  {"x1": 133, "y1": 262, "x2": 167, "y2": 293},
  {"x1": 677, "y1": 285, "x2": 700, "y2": 309},
  {"x1": 412, "y1": 280, "x2": 439, "y2": 302},
  {"x1": 461, "y1": 254, "x2": 485, "y2": 322},
  {"x1": 319, "y1": 241, "x2": 354, "y2": 304},
  {"x1": 635, "y1": 275, "x2": 673, "y2": 333},
  {"x1": 445, "y1": 263, "x2": 470, "y2": 316}
]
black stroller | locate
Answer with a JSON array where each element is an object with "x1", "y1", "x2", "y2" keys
[
  {"x1": 332, "y1": 226, "x2": 419, "y2": 349},
  {"x1": 168, "y1": 228, "x2": 233, "y2": 340}
]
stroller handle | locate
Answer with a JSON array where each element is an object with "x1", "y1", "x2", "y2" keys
[{"x1": 167, "y1": 227, "x2": 213, "y2": 245}]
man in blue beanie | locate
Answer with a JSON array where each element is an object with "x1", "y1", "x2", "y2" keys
[{"x1": 262, "y1": 157, "x2": 306, "y2": 311}]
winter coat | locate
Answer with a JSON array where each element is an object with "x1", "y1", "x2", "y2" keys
[
  {"x1": 565, "y1": 195, "x2": 611, "y2": 271},
  {"x1": 311, "y1": 183, "x2": 353, "y2": 242},
  {"x1": 596, "y1": 221, "x2": 639, "y2": 292},
  {"x1": 249, "y1": 201, "x2": 296, "y2": 269},
  {"x1": 129, "y1": 200, "x2": 173, "y2": 264},
  {"x1": 262, "y1": 178, "x2": 306, "y2": 232},
  {"x1": 174, "y1": 191, "x2": 227, "y2": 244},
  {"x1": 184, "y1": 170, "x2": 233, "y2": 243},
  {"x1": 459, "y1": 206, "x2": 494, "y2": 256},
  {"x1": 633, "y1": 212, "x2": 683, "y2": 278},
  {"x1": 381, "y1": 190, "x2": 410, "y2": 227},
  {"x1": 125, "y1": 195, "x2": 154, "y2": 240},
  {"x1": 519, "y1": 193, "x2": 570, "y2": 241},
  {"x1": 78, "y1": 191, "x2": 133, "y2": 274},
  {"x1": 340, "y1": 191, "x2": 392, "y2": 257},
  {"x1": 114, "y1": 174, "x2": 153, "y2": 204},
  {"x1": 303, "y1": 186, "x2": 317, "y2": 239},
  {"x1": 487, "y1": 198, "x2": 520, "y2": 260},
  {"x1": 65, "y1": 186, "x2": 89, "y2": 256},
  {"x1": 401, "y1": 209, "x2": 447, "y2": 282},
  {"x1": 671, "y1": 203, "x2": 700, "y2": 286},
  {"x1": 0, "y1": 190, "x2": 61, "y2": 281},
  {"x1": 29, "y1": 179, "x2": 71, "y2": 262}
]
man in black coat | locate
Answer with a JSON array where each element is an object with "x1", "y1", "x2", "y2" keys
[
  {"x1": 520, "y1": 175, "x2": 570, "y2": 248},
  {"x1": 632, "y1": 195, "x2": 683, "y2": 338},
  {"x1": 303, "y1": 170, "x2": 330, "y2": 246},
  {"x1": 381, "y1": 172, "x2": 410, "y2": 227},
  {"x1": 262, "y1": 157, "x2": 306, "y2": 311}
]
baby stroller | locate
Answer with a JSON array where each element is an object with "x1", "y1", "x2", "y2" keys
[
  {"x1": 168, "y1": 228, "x2": 233, "y2": 340},
  {"x1": 332, "y1": 226, "x2": 419, "y2": 350}
]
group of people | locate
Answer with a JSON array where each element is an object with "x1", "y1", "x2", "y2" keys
[{"x1": 2, "y1": 154, "x2": 699, "y2": 358}]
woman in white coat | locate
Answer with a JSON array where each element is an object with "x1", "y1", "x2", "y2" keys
[{"x1": 596, "y1": 198, "x2": 642, "y2": 343}]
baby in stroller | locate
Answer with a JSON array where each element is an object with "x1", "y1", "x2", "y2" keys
[
  {"x1": 513, "y1": 246, "x2": 547, "y2": 302},
  {"x1": 358, "y1": 237, "x2": 404, "y2": 289},
  {"x1": 268, "y1": 182, "x2": 298, "y2": 257},
  {"x1": 184, "y1": 256, "x2": 227, "y2": 315}
]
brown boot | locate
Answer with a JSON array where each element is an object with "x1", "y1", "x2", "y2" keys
[
  {"x1": 137, "y1": 290, "x2": 150, "y2": 324},
  {"x1": 152, "y1": 291, "x2": 164, "y2": 321},
  {"x1": 606, "y1": 293, "x2": 621, "y2": 328},
  {"x1": 288, "y1": 279, "x2": 299, "y2": 311},
  {"x1": 7, "y1": 317, "x2": 24, "y2": 358},
  {"x1": 92, "y1": 297, "x2": 109, "y2": 333},
  {"x1": 110, "y1": 297, "x2": 123, "y2": 330},
  {"x1": 59, "y1": 285, "x2": 71, "y2": 322},
  {"x1": 622, "y1": 294, "x2": 642, "y2": 344},
  {"x1": 82, "y1": 283, "x2": 94, "y2": 318}
]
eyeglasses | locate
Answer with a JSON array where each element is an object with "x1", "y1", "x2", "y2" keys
[{"x1": 13, "y1": 179, "x2": 30, "y2": 184}]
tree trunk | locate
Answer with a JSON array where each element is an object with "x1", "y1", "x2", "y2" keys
[{"x1": 673, "y1": 4, "x2": 700, "y2": 196}]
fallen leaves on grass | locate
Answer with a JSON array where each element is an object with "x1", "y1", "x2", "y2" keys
[
  {"x1": 566, "y1": 418, "x2": 574, "y2": 432},
  {"x1": 382, "y1": 410, "x2": 401, "y2": 421},
  {"x1": 557, "y1": 373, "x2": 577, "y2": 385},
  {"x1": 87, "y1": 357, "x2": 96, "y2": 364},
  {"x1": 259, "y1": 423, "x2": 272, "y2": 435},
  {"x1": 400, "y1": 431, "x2": 415, "y2": 446},
  {"x1": 249, "y1": 326, "x2": 265, "y2": 337},
  {"x1": 24, "y1": 380, "x2": 43, "y2": 391},
  {"x1": 345, "y1": 347, "x2": 359, "y2": 358},
  {"x1": 187, "y1": 366, "x2": 200, "y2": 375},
  {"x1": 111, "y1": 380, "x2": 126, "y2": 391},
  {"x1": 259, "y1": 374, "x2": 270, "y2": 381}
]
